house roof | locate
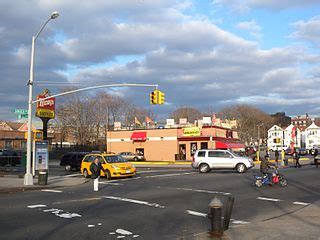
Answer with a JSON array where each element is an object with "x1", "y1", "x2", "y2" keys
[
  {"x1": 0, "y1": 121, "x2": 24, "y2": 131},
  {"x1": 306, "y1": 122, "x2": 319, "y2": 130}
]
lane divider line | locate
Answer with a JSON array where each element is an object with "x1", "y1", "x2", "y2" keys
[
  {"x1": 257, "y1": 197, "x2": 282, "y2": 202},
  {"x1": 293, "y1": 201, "x2": 310, "y2": 206},
  {"x1": 27, "y1": 204, "x2": 47, "y2": 208},
  {"x1": 41, "y1": 189, "x2": 63, "y2": 193},
  {"x1": 99, "y1": 182, "x2": 123, "y2": 186},
  {"x1": 146, "y1": 172, "x2": 195, "y2": 178},
  {"x1": 176, "y1": 187, "x2": 231, "y2": 195},
  {"x1": 103, "y1": 196, "x2": 165, "y2": 209},
  {"x1": 185, "y1": 210, "x2": 250, "y2": 225}
]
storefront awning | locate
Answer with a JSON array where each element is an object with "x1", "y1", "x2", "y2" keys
[
  {"x1": 130, "y1": 132, "x2": 147, "y2": 141},
  {"x1": 216, "y1": 141, "x2": 245, "y2": 149}
]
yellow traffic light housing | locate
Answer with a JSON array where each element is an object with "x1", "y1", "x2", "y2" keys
[
  {"x1": 158, "y1": 91, "x2": 165, "y2": 104},
  {"x1": 150, "y1": 89, "x2": 165, "y2": 105},
  {"x1": 150, "y1": 90, "x2": 157, "y2": 104}
]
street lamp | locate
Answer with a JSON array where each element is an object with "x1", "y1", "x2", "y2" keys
[
  {"x1": 256, "y1": 123, "x2": 264, "y2": 162},
  {"x1": 24, "y1": 11, "x2": 59, "y2": 185}
]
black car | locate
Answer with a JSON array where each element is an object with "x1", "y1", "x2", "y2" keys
[
  {"x1": 60, "y1": 152, "x2": 88, "y2": 171},
  {"x1": 0, "y1": 149, "x2": 22, "y2": 166}
]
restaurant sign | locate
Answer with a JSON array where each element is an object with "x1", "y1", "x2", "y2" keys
[{"x1": 182, "y1": 127, "x2": 201, "y2": 137}]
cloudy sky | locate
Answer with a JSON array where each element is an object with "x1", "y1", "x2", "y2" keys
[{"x1": 1, "y1": 0, "x2": 320, "y2": 121}]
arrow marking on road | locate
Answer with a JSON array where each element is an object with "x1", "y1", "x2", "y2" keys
[
  {"x1": 103, "y1": 196, "x2": 165, "y2": 208},
  {"x1": 257, "y1": 197, "x2": 282, "y2": 202}
]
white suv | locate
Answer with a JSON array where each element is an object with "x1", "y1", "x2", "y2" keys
[{"x1": 191, "y1": 149, "x2": 254, "y2": 173}]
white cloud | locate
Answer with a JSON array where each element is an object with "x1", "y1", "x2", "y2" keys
[
  {"x1": 236, "y1": 20, "x2": 262, "y2": 39},
  {"x1": 213, "y1": 0, "x2": 320, "y2": 11},
  {"x1": 292, "y1": 16, "x2": 320, "y2": 47}
]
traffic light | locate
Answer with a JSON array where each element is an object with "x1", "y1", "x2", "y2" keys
[
  {"x1": 150, "y1": 90, "x2": 157, "y2": 104},
  {"x1": 158, "y1": 90, "x2": 165, "y2": 104},
  {"x1": 273, "y1": 139, "x2": 277, "y2": 143}
]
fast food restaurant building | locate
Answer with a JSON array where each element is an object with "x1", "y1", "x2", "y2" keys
[{"x1": 106, "y1": 126, "x2": 244, "y2": 161}]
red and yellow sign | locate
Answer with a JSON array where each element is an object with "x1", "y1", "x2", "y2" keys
[{"x1": 36, "y1": 89, "x2": 55, "y2": 119}]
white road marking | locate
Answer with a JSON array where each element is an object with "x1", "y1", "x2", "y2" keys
[
  {"x1": 98, "y1": 223, "x2": 102, "y2": 226},
  {"x1": 99, "y1": 182, "x2": 123, "y2": 186},
  {"x1": 117, "y1": 236, "x2": 125, "y2": 239},
  {"x1": 88, "y1": 225, "x2": 95, "y2": 228},
  {"x1": 231, "y1": 220, "x2": 250, "y2": 225},
  {"x1": 176, "y1": 187, "x2": 230, "y2": 195},
  {"x1": 186, "y1": 210, "x2": 207, "y2": 217},
  {"x1": 56, "y1": 213, "x2": 82, "y2": 218},
  {"x1": 41, "y1": 189, "x2": 62, "y2": 193},
  {"x1": 133, "y1": 235, "x2": 140, "y2": 238},
  {"x1": 293, "y1": 201, "x2": 310, "y2": 206},
  {"x1": 257, "y1": 197, "x2": 282, "y2": 202},
  {"x1": 185, "y1": 210, "x2": 250, "y2": 225},
  {"x1": 27, "y1": 204, "x2": 47, "y2": 208},
  {"x1": 146, "y1": 172, "x2": 195, "y2": 178},
  {"x1": 110, "y1": 177, "x2": 141, "y2": 182},
  {"x1": 43, "y1": 208, "x2": 60, "y2": 212},
  {"x1": 103, "y1": 196, "x2": 165, "y2": 208},
  {"x1": 116, "y1": 229, "x2": 132, "y2": 235}
]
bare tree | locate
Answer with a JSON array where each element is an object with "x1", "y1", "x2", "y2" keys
[
  {"x1": 170, "y1": 107, "x2": 202, "y2": 123},
  {"x1": 218, "y1": 104, "x2": 274, "y2": 143}
]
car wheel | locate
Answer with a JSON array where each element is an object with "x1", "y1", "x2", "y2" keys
[
  {"x1": 133, "y1": 157, "x2": 138, "y2": 161},
  {"x1": 236, "y1": 163, "x2": 247, "y2": 173},
  {"x1": 105, "y1": 170, "x2": 111, "y2": 180},
  {"x1": 65, "y1": 165, "x2": 71, "y2": 171},
  {"x1": 83, "y1": 169, "x2": 90, "y2": 178},
  {"x1": 199, "y1": 163, "x2": 210, "y2": 173},
  {"x1": 255, "y1": 179, "x2": 262, "y2": 188}
]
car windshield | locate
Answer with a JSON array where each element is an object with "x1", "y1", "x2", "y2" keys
[
  {"x1": 231, "y1": 151, "x2": 242, "y2": 157},
  {"x1": 105, "y1": 155, "x2": 127, "y2": 163}
]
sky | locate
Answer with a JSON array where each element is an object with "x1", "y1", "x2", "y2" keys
[{"x1": 1, "y1": 0, "x2": 320, "y2": 121}]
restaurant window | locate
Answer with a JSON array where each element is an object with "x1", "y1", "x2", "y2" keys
[
  {"x1": 190, "y1": 142, "x2": 197, "y2": 156},
  {"x1": 5, "y1": 140, "x2": 13, "y2": 149},
  {"x1": 200, "y1": 142, "x2": 208, "y2": 149}
]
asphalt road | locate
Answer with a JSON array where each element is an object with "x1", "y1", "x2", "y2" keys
[{"x1": 0, "y1": 166, "x2": 319, "y2": 240}]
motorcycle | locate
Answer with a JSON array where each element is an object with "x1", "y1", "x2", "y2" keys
[{"x1": 254, "y1": 166, "x2": 287, "y2": 187}]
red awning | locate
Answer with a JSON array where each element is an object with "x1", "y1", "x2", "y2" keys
[
  {"x1": 216, "y1": 141, "x2": 245, "y2": 149},
  {"x1": 130, "y1": 132, "x2": 147, "y2": 141}
]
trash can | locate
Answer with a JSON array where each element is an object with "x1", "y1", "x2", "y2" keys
[
  {"x1": 21, "y1": 153, "x2": 27, "y2": 167},
  {"x1": 38, "y1": 171, "x2": 48, "y2": 185}
]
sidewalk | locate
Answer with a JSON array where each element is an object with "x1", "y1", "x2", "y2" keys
[{"x1": 0, "y1": 174, "x2": 88, "y2": 193}]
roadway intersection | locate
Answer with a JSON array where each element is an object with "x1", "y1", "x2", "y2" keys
[{"x1": 0, "y1": 166, "x2": 319, "y2": 239}]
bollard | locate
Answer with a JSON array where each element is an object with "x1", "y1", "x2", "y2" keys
[
  {"x1": 223, "y1": 196, "x2": 234, "y2": 231},
  {"x1": 208, "y1": 196, "x2": 223, "y2": 236}
]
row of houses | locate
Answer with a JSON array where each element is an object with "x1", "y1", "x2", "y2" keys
[{"x1": 267, "y1": 122, "x2": 320, "y2": 151}]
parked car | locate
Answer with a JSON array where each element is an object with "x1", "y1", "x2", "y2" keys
[
  {"x1": 80, "y1": 153, "x2": 136, "y2": 179},
  {"x1": 60, "y1": 152, "x2": 89, "y2": 171},
  {"x1": 191, "y1": 149, "x2": 254, "y2": 173},
  {"x1": 298, "y1": 148, "x2": 308, "y2": 155},
  {"x1": 118, "y1": 152, "x2": 146, "y2": 161},
  {"x1": 0, "y1": 149, "x2": 22, "y2": 166}
]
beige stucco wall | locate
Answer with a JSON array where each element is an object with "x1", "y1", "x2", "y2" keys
[{"x1": 107, "y1": 129, "x2": 178, "y2": 161}]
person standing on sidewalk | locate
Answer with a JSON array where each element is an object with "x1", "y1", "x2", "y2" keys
[
  {"x1": 293, "y1": 150, "x2": 301, "y2": 168},
  {"x1": 90, "y1": 157, "x2": 105, "y2": 191},
  {"x1": 314, "y1": 149, "x2": 319, "y2": 168},
  {"x1": 275, "y1": 149, "x2": 279, "y2": 166}
]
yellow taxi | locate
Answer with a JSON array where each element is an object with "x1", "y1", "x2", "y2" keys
[{"x1": 80, "y1": 152, "x2": 136, "y2": 179}]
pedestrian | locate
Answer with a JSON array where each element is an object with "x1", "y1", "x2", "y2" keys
[
  {"x1": 314, "y1": 149, "x2": 318, "y2": 168},
  {"x1": 260, "y1": 156, "x2": 273, "y2": 184},
  {"x1": 293, "y1": 150, "x2": 301, "y2": 168},
  {"x1": 275, "y1": 149, "x2": 279, "y2": 165},
  {"x1": 90, "y1": 157, "x2": 105, "y2": 191}
]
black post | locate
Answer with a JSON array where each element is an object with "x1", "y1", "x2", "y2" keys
[
  {"x1": 223, "y1": 196, "x2": 235, "y2": 230},
  {"x1": 209, "y1": 196, "x2": 223, "y2": 237},
  {"x1": 41, "y1": 117, "x2": 50, "y2": 140}
]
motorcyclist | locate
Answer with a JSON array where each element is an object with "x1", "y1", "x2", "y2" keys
[{"x1": 260, "y1": 156, "x2": 275, "y2": 183}]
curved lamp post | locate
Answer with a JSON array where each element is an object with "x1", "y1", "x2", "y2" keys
[{"x1": 24, "y1": 11, "x2": 59, "y2": 185}]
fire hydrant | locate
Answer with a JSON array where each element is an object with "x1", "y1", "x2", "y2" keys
[{"x1": 208, "y1": 196, "x2": 223, "y2": 236}]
